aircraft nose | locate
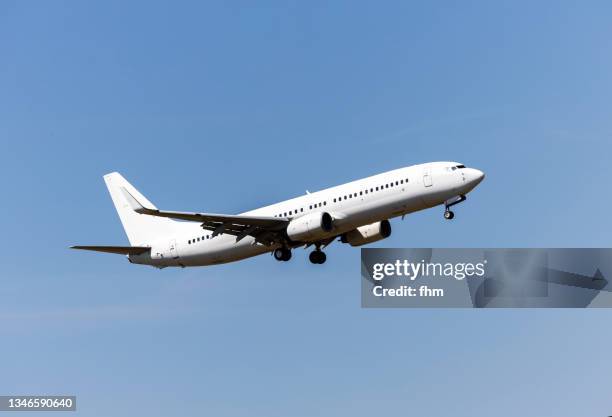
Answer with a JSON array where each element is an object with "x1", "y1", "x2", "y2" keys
[{"x1": 467, "y1": 168, "x2": 485, "y2": 187}]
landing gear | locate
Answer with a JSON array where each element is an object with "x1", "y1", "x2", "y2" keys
[
  {"x1": 273, "y1": 247, "x2": 292, "y2": 262},
  {"x1": 443, "y1": 194, "x2": 465, "y2": 220},
  {"x1": 309, "y1": 250, "x2": 326, "y2": 264}
]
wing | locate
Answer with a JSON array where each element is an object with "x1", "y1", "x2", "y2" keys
[
  {"x1": 71, "y1": 245, "x2": 151, "y2": 255},
  {"x1": 120, "y1": 187, "x2": 288, "y2": 245}
]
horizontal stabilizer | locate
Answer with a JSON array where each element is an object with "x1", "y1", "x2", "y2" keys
[{"x1": 71, "y1": 245, "x2": 150, "y2": 255}]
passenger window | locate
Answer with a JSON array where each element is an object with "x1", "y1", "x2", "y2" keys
[
  {"x1": 324, "y1": 201, "x2": 327, "y2": 206},
  {"x1": 360, "y1": 191, "x2": 363, "y2": 195}
]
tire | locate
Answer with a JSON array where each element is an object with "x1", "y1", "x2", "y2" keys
[
  {"x1": 444, "y1": 210, "x2": 454, "y2": 220},
  {"x1": 317, "y1": 251, "x2": 327, "y2": 264},
  {"x1": 274, "y1": 248, "x2": 285, "y2": 261},
  {"x1": 282, "y1": 249, "x2": 292, "y2": 261},
  {"x1": 309, "y1": 250, "x2": 326, "y2": 264}
]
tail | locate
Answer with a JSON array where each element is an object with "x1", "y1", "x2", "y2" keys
[{"x1": 103, "y1": 172, "x2": 178, "y2": 246}]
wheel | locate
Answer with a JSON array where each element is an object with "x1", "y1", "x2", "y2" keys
[
  {"x1": 309, "y1": 250, "x2": 326, "y2": 264},
  {"x1": 309, "y1": 251, "x2": 318, "y2": 263},
  {"x1": 444, "y1": 210, "x2": 455, "y2": 220},
  {"x1": 281, "y1": 249, "x2": 292, "y2": 261},
  {"x1": 274, "y1": 248, "x2": 285, "y2": 261},
  {"x1": 274, "y1": 248, "x2": 291, "y2": 261},
  {"x1": 317, "y1": 251, "x2": 326, "y2": 264}
]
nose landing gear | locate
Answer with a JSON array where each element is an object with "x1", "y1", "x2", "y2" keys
[{"x1": 443, "y1": 194, "x2": 466, "y2": 220}]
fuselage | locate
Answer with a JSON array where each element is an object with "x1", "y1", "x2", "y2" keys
[{"x1": 129, "y1": 161, "x2": 484, "y2": 267}]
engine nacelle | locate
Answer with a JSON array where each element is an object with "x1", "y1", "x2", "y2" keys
[
  {"x1": 287, "y1": 212, "x2": 334, "y2": 242},
  {"x1": 341, "y1": 220, "x2": 391, "y2": 247}
]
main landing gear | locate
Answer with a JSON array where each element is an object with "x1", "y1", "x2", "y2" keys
[
  {"x1": 309, "y1": 250, "x2": 326, "y2": 264},
  {"x1": 444, "y1": 195, "x2": 466, "y2": 220},
  {"x1": 273, "y1": 247, "x2": 292, "y2": 262},
  {"x1": 273, "y1": 245, "x2": 326, "y2": 264}
]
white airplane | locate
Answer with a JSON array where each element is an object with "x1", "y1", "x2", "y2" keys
[{"x1": 72, "y1": 162, "x2": 484, "y2": 268}]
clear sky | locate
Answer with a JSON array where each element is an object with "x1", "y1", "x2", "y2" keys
[{"x1": 1, "y1": 1, "x2": 612, "y2": 416}]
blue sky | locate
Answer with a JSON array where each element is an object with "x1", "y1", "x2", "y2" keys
[{"x1": 1, "y1": 1, "x2": 612, "y2": 416}]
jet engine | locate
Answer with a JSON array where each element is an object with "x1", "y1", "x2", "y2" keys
[
  {"x1": 287, "y1": 212, "x2": 334, "y2": 242},
  {"x1": 341, "y1": 220, "x2": 391, "y2": 247}
]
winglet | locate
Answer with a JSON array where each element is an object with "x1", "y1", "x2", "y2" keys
[
  {"x1": 593, "y1": 268, "x2": 605, "y2": 282},
  {"x1": 120, "y1": 187, "x2": 155, "y2": 214}
]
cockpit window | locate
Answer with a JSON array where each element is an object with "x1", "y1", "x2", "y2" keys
[{"x1": 456, "y1": 164, "x2": 466, "y2": 169}]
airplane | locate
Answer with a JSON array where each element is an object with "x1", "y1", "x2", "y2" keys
[{"x1": 72, "y1": 162, "x2": 485, "y2": 268}]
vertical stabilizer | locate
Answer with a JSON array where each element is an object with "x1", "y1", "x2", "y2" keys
[{"x1": 103, "y1": 172, "x2": 177, "y2": 245}]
